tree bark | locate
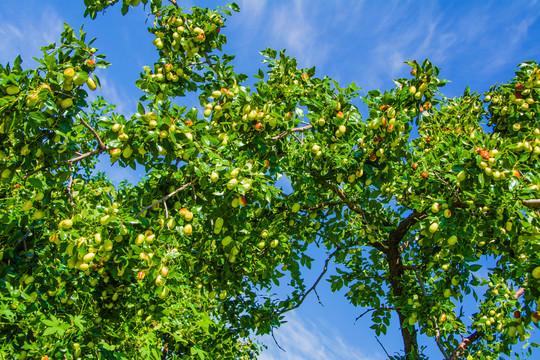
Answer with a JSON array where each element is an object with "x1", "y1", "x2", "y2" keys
[{"x1": 387, "y1": 245, "x2": 419, "y2": 358}]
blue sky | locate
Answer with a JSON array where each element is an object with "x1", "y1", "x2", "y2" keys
[{"x1": 2, "y1": 0, "x2": 540, "y2": 358}]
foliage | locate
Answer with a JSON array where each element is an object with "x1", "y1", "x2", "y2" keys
[{"x1": 1, "y1": 0, "x2": 540, "y2": 359}]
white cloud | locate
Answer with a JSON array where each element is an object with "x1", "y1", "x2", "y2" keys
[
  {"x1": 0, "y1": 4, "x2": 64, "y2": 67},
  {"x1": 259, "y1": 312, "x2": 385, "y2": 360}
]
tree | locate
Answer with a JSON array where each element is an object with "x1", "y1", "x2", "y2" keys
[{"x1": 1, "y1": 0, "x2": 540, "y2": 358}]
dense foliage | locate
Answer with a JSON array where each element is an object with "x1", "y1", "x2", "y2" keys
[{"x1": 1, "y1": 0, "x2": 540, "y2": 359}]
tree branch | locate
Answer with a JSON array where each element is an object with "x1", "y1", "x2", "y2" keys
[
  {"x1": 390, "y1": 210, "x2": 427, "y2": 248},
  {"x1": 523, "y1": 199, "x2": 540, "y2": 209},
  {"x1": 270, "y1": 125, "x2": 312, "y2": 140},
  {"x1": 259, "y1": 248, "x2": 339, "y2": 322},
  {"x1": 136, "y1": 181, "x2": 194, "y2": 217},
  {"x1": 78, "y1": 116, "x2": 107, "y2": 150}
]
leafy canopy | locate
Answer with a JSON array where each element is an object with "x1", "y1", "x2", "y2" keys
[{"x1": 1, "y1": 0, "x2": 540, "y2": 359}]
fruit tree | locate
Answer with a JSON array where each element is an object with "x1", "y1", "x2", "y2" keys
[{"x1": 1, "y1": 1, "x2": 540, "y2": 359}]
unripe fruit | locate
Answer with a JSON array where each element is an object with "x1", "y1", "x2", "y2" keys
[
  {"x1": 292, "y1": 203, "x2": 301, "y2": 213},
  {"x1": 83, "y1": 252, "x2": 95, "y2": 263},
  {"x1": 87, "y1": 78, "x2": 97, "y2": 91},
  {"x1": 210, "y1": 172, "x2": 219, "y2": 182},
  {"x1": 532, "y1": 266, "x2": 540, "y2": 279},
  {"x1": 429, "y1": 222, "x2": 439, "y2": 233},
  {"x1": 22, "y1": 200, "x2": 33, "y2": 212},
  {"x1": 26, "y1": 93, "x2": 39, "y2": 107},
  {"x1": 227, "y1": 178, "x2": 238, "y2": 190},
  {"x1": 6, "y1": 85, "x2": 20, "y2": 95},
  {"x1": 1, "y1": 169, "x2": 11, "y2": 178},
  {"x1": 60, "y1": 98, "x2": 73, "y2": 108},
  {"x1": 270, "y1": 239, "x2": 279, "y2": 248},
  {"x1": 33, "y1": 209, "x2": 45, "y2": 220},
  {"x1": 60, "y1": 219, "x2": 73, "y2": 229},
  {"x1": 100, "y1": 215, "x2": 110, "y2": 225}
]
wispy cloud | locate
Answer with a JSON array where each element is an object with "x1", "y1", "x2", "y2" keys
[
  {"x1": 259, "y1": 312, "x2": 385, "y2": 360},
  {"x1": 0, "y1": 4, "x2": 63, "y2": 67}
]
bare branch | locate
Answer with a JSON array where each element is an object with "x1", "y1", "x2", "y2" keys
[
  {"x1": 67, "y1": 148, "x2": 108, "y2": 163},
  {"x1": 259, "y1": 248, "x2": 339, "y2": 322},
  {"x1": 164, "y1": 200, "x2": 169, "y2": 223},
  {"x1": 523, "y1": 199, "x2": 540, "y2": 209},
  {"x1": 78, "y1": 116, "x2": 107, "y2": 150},
  {"x1": 136, "y1": 182, "x2": 194, "y2": 217},
  {"x1": 375, "y1": 337, "x2": 391, "y2": 359},
  {"x1": 390, "y1": 210, "x2": 427, "y2": 248},
  {"x1": 167, "y1": 0, "x2": 178, "y2": 8},
  {"x1": 67, "y1": 165, "x2": 74, "y2": 206},
  {"x1": 270, "y1": 125, "x2": 312, "y2": 141}
]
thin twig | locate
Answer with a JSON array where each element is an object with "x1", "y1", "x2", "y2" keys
[
  {"x1": 270, "y1": 125, "x2": 312, "y2": 140},
  {"x1": 24, "y1": 147, "x2": 108, "y2": 179},
  {"x1": 271, "y1": 328, "x2": 286, "y2": 352},
  {"x1": 259, "y1": 248, "x2": 340, "y2": 322},
  {"x1": 66, "y1": 164, "x2": 75, "y2": 206},
  {"x1": 375, "y1": 336, "x2": 391, "y2": 358},
  {"x1": 167, "y1": 0, "x2": 178, "y2": 8},
  {"x1": 313, "y1": 288, "x2": 323, "y2": 307},
  {"x1": 136, "y1": 181, "x2": 194, "y2": 217},
  {"x1": 164, "y1": 200, "x2": 169, "y2": 223}
]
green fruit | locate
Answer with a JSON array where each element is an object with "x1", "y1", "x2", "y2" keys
[
  {"x1": 61, "y1": 219, "x2": 73, "y2": 229},
  {"x1": 431, "y1": 202, "x2": 440, "y2": 213},
  {"x1": 227, "y1": 178, "x2": 238, "y2": 190},
  {"x1": 270, "y1": 239, "x2": 279, "y2": 248},
  {"x1": 457, "y1": 171, "x2": 466, "y2": 182},
  {"x1": 33, "y1": 209, "x2": 45, "y2": 220},
  {"x1": 210, "y1": 172, "x2": 219, "y2": 182},
  {"x1": 532, "y1": 266, "x2": 540, "y2": 279},
  {"x1": 1, "y1": 168, "x2": 12, "y2": 179},
  {"x1": 429, "y1": 222, "x2": 439, "y2": 233},
  {"x1": 447, "y1": 235, "x2": 458, "y2": 246},
  {"x1": 6, "y1": 85, "x2": 20, "y2": 95},
  {"x1": 61, "y1": 98, "x2": 73, "y2": 108},
  {"x1": 291, "y1": 203, "x2": 301, "y2": 213},
  {"x1": 83, "y1": 252, "x2": 95, "y2": 263},
  {"x1": 222, "y1": 236, "x2": 233, "y2": 247},
  {"x1": 26, "y1": 93, "x2": 39, "y2": 107},
  {"x1": 21, "y1": 200, "x2": 33, "y2": 212}
]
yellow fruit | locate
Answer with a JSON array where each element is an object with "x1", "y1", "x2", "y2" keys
[
  {"x1": 532, "y1": 266, "x2": 540, "y2": 279},
  {"x1": 87, "y1": 78, "x2": 97, "y2": 91},
  {"x1": 64, "y1": 68, "x2": 75, "y2": 79}
]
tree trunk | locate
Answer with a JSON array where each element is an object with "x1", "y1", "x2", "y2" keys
[{"x1": 387, "y1": 246, "x2": 419, "y2": 358}]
